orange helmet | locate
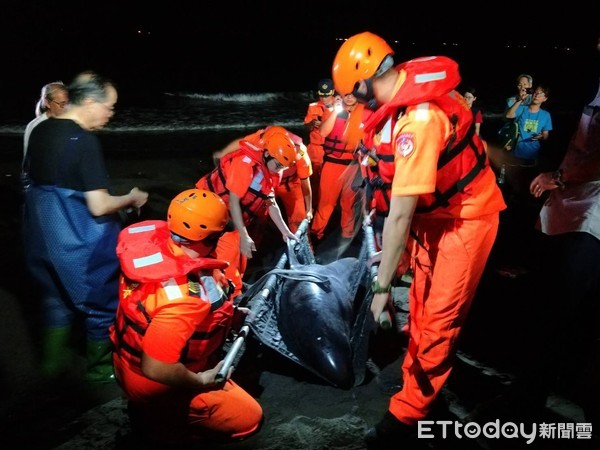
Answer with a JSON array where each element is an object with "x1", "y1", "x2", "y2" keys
[
  {"x1": 262, "y1": 126, "x2": 289, "y2": 141},
  {"x1": 167, "y1": 189, "x2": 229, "y2": 241},
  {"x1": 264, "y1": 131, "x2": 296, "y2": 168},
  {"x1": 332, "y1": 31, "x2": 394, "y2": 96}
]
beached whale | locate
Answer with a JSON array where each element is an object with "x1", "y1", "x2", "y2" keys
[{"x1": 239, "y1": 223, "x2": 373, "y2": 389}]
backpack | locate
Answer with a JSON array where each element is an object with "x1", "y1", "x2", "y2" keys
[{"x1": 498, "y1": 119, "x2": 520, "y2": 151}]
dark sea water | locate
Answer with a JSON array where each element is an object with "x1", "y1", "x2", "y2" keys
[
  {"x1": 0, "y1": 91, "x2": 311, "y2": 158},
  {"x1": 2, "y1": 36, "x2": 598, "y2": 163},
  {"x1": 0, "y1": 88, "x2": 583, "y2": 179},
  {"x1": 3, "y1": 34, "x2": 598, "y2": 174}
]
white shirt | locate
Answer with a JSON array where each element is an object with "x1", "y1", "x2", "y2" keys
[
  {"x1": 539, "y1": 85, "x2": 600, "y2": 241},
  {"x1": 23, "y1": 112, "x2": 49, "y2": 166}
]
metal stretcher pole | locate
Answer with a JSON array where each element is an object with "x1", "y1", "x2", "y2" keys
[
  {"x1": 215, "y1": 218, "x2": 311, "y2": 383},
  {"x1": 364, "y1": 223, "x2": 392, "y2": 329}
]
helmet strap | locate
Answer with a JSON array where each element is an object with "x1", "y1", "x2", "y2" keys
[
  {"x1": 353, "y1": 78, "x2": 378, "y2": 110},
  {"x1": 171, "y1": 232, "x2": 216, "y2": 257},
  {"x1": 263, "y1": 151, "x2": 275, "y2": 166},
  {"x1": 171, "y1": 233, "x2": 188, "y2": 244}
]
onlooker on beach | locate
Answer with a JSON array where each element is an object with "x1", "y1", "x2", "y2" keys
[
  {"x1": 527, "y1": 39, "x2": 599, "y2": 425},
  {"x1": 310, "y1": 92, "x2": 366, "y2": 249},
  {"x1": 22, "y1": 71, "x2": 149, "y2": 383},
  {"x1": 503, "y1": 85, "x2": 553, "y2": 200},
  {"x1": 506, "y1": 73, "x2": 533, "y2": 109},
  {"x1": 331, "y1": 32, "x2": 506, "y2": 447},
  {"x1": 21, "y1": 81, "x2": 69, "y2": 191},
  {"x1": 505, "y1": 85, "x2": 552, "y2": 158},
  {"x1": 213, "y1": 126, "x2": 313, "y2": 234},
  {"x1": 196, "y1": 128, "x2": 298, "y2": 298},
  {"x1": 463, "y1": 86, "x2": 483, "y2": 136},
  {"x1": 111, "y1": 188, "x2": 262, "y2": 445},
  {"x1": 470, "y1": 35, "x2": 600, "y2": 427},
  {"x1": 304, "y1": 78, "x2": 336, "y2": 208}
]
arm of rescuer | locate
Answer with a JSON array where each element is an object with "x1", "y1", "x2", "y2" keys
[
  {"x1": 139, "y1": 287, "x2": 232, "y2": 388},
  {"x1": 292, "y1": 139, "x2": 313, "y2": 222},
  {"x1": 213, "y1": 129, "x2": 265, "y2": 166},
  {"x1": 229, "y1": 192, "x2": 257, "y2": 259},
  {"x1": 84, "y1": 187, "x2": 148, "y2": 217},
  {"x1": 300, "y1": 177, "x2": 313, "y2": 222},
  {"x1": 267, "y1": 197, "x2": 299, "y2": 242},
  {"x1": 142, "y1": 354, "x2": 230, "y2": 388},
  {"x1": 370, "y1": 195, "x2": 418, "y2": 322},
  {"x1": 304, "y1": 104, "x2": 322, "y2": 132},
  {"x1": 369, "y1": 97, "x2": 447, "y2": 323},
  {"x1": 212, "y1": 137, "x2": 243, "y2": 166}
]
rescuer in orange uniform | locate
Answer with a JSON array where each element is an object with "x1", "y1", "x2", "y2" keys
[
  {"x1": 196, "y1": 130, "x2": 298, "y2": 297},
  {"x1": 332, "y1": 32, "x2": 506, "y2": 447},
  {"x1": 110, "y1": 189, "x2": 263, "y2": 444},
  {"x1": 310, "y1": 92, "x2": 367, "y2": 245},
  {"x1": 304, "y1": 78, "x2": 336, "y2": 208},
  {"x1": 214, "y1": 126, "x2": 313, "y2": 234}
]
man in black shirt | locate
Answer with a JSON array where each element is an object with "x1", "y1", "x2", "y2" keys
[{"x1": 23, "y1": 71, "x2": 149, "y2": 383}]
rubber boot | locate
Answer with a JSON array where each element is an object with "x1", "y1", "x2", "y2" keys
[
  {"x1": 40, "y1": 327, "x2": 73, "y2": 379},
  {"x1": 85, "y1": 340, "x2": 116, "y2": 383},
  {"x1": 364, "y1": 411, "x2": 415, "y2": 449}
]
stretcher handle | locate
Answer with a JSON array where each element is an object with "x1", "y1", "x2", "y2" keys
[
  {"x1": 215, "y1": 325, "x2": 250, "y2": 384},
  {"x1": 364, "y1": 223, "x2": 393, "y2": 329},
  {"x1": 215, "y1": 219, "x2": 311, "y2": 382}
]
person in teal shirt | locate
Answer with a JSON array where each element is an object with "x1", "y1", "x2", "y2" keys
[{"x1": 505, "y1": 85, "x2": 553, "y2": 164}]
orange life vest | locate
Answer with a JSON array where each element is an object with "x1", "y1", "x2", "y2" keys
[
  {"x1": 110, "y1": 220, "x2": 234, "y2": 375},
  {"x1": 323, "y1": 111, "x2": 357, "y2": 165},
  {"x1": 305, "y1": 100, "x2": 332, "y2": 146},
  {"x1": 363, "y1": 56, "x2": 488, "y2": 215},
  {"x1": 197, "y1": 140, "x2": 275, "y2": 227}
]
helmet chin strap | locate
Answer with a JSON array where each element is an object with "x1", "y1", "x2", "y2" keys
[
  {"x1": 353, "y1": 78, "x2": 378, "y2": 110},
  {"x1": 352, "y1": 54, "x2": 395, "y2": 111},
  {"x1": 171, "y1": 233, "x2": 188, "y2": 244},
  {"x1": 170, "y1": 232, "x2": 213, "y2": 257}
]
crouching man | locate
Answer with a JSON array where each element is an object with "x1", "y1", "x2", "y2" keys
[{"x1": 110, "y1": 189, "x2": 262, "y2": 444}]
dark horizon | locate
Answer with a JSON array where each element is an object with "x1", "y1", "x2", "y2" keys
[{"x1": 4, "y1": 3, "x2": 599, "y2": 115}]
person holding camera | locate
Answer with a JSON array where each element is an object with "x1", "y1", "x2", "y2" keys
[
  {"x1": 493, "y1": 85, "x2": 553, "y2": 278},
  {"x1": 502, "y1": 85, "x2": 553, "y2": 203},
  {"x1": 506, "y1": 73, "x2": 534, "y2": 109}
]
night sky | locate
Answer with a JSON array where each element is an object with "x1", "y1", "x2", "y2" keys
[{"x1": 3, "y1": 2, "x2": 599, "y2": 108}]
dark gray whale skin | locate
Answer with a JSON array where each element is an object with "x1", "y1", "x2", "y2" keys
[
  {"x1": 277, "y1": 257, "x2": 361, "y2": 389},
  {"x1": 239, "y1": 220, "x2": 372, "y2": 389}
]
